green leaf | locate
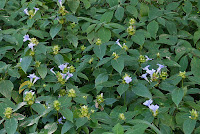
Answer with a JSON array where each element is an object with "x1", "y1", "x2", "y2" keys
[
  {"x1": 93, "y1": 44, "x2": 107, "y2": 60},
  {"x1": 125, "y1": 124, "x2": 148, "y2": 134},
  {"x1": 95, "y1": 73, "x2": 108, "y2": 87},
  {"x1": 98, "y1": 27, "x2": 111, "y2": 43},
  {"x1": 0, "y1": 80, "x2": 14, "y2": 99},
  {"x1": 8, "y1": 68, "x2": 20, "y2": 78},
  {"x1": 172, "y1": 88, "x2": 184, "y2": 107},
  {"x1": 5, "y1": 118, "x2": 18, "y2": 134},
  {"x1": 117, "y1": 84, "x2": 129, "y2": 96},
  {"x1": 81, "y1": 0, "x2": 91, "y2": 9},
  {"x1": 147, "y1": 20, "x2": 159, "y2": 39},
  {"x1": 126, "y1": 5, "x2": 138, "y2": 18},
  {"x1": 29, "y1": 30, "x2": 44, "y2": 39},
  {"x1": 50, "y1": 24, "x2": 62, "y2": 39},
  {"x1": 194, "y1": 30, "x2": 200, "y2": 45},
  {"x1": 191, "y1": 57, "x2": 200, "y2": 78},
  {"x1": 100, "y1": 11, "x2": 114, "y2": 23},
  {"x1": 106, "y1": 0, "x2": 118, "y2": 7},
  {"x1": 131, "y1": 32, "x2": 145, "y2": 46},
  {"x1": 183, "y1": 1, "x2": 192, "y2": 14},
  {"x1": 166, "y1": 21, "x2": 177, "y2": 35},
  {"x1": 44, "y1": 122, "x2": 58, "y2": 134},
  {"x1": 61, "y1": 121, "x2": 74, "y2": 134},
  {"x1": 60, "y1": 108, "x2": 73, "y2": 122},
  {"x1": 67, "y1": 34, "x2": 78, "y2": 48},
  {"x1": 132, "y1": 83, "x2": 152, "y2": 99},
  {"x1": 112, "y1": 123, "x2": 124, "y2": 134},
  {"x1": 0, "y1": 0, "x2": 6, "y2": 9},
  {"x1": 96, "y1": 57, "x2": 112, "y2": 68},
  {"x1": 75, "y1": 117, "x2": 88, "y2": 129},
  {"x1": 183, "y1": 119, "x2": 196, "y2": 134},
  {"x1": 68, "y1": 0, "x2": 80, "y2": 14},
  {"x1": 54, "y1": 54, "x2": 64, "y2": 65},
  {"x1": 37, "y1": 64, "x2": 47, "y2": 79},
  {"x1": 21, "y1": 56, "x2": 32, "y2": 73},
  {"x1": 140, "y1": 3, "x2": 149, "y2": 17},
  {"x1": 115, "y1": 6, "x2": 124, "y2": 21},
  {"x1": 111, "y1": 57, "x2": 124, "y2": 74},
  {"x1": 31, "y1": 103, "x2": 46, "y2": 115},
  {"x1": 105, "y1": 98, "x2": 117, "y2": 105}
]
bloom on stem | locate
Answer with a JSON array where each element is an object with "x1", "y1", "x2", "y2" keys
[
  {"x1": 140, "y1": 73, "x2": 149, "y2": 82},
  {"x1": 23, "y1": 34, "x2": 31, "y2": 42},
  {"x1": 116, "y1": 39, "x2": 122, "y2": 48},
  {"x1": 145, "y1": 55, "x2": 152, "y2": 61},
  {"x1": 149, "y1": 104, "x2": 159, "y2": 117},
  {"x1": 123, "y1": 74, "x2": 132, "y2": 84},
  {"x1": 143, "y1": 99, "x2": 153, "y2": 107},
  {"x1": 156, "y1": 64, "x2": 166, "y2": 74},
  {"x1": 27, "y1": 73, "x2": 40, "y2": 84},
  {"x1": 28, "y1": 43, "x2": 36, "y2": 51}
]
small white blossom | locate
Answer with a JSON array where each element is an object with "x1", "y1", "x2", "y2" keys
[
  {"x1": 23, "y1": 34, "x2": 31, "y2": 42},
  {"x1": 156, "y1": 64, "x2": 166, "y2": 74},
  {"x1": 143, "y1": 99, "x2": 153, "y2": 107},
  {"x1": 50, "y1": 68, "x2": 56, "y2": 75},
  {"x1": 28, "y1": 43, "x2": 36, "y2": 51},
  {"x1": 24, "y1": 8, "x2": 29, "y2": 15},
  {"x1": 66, "y1": 72, "x2": 73, "y2": 80},
  {"x1": 20, "y1": 58, "x2": 22, "y2": 62},
  {"x1": 27, "y1": 73, "x2": 40, "y2": 84},
  {"x1": 149, "y1": 104, "x2": 159, "y2": 114},
  {"x1": 124, "y1": 76, "x2": 132, "y2": 84},
  {"x1": 33, "y1": 76, "x2": 40, "y2": 84},
  {"x1": 116, "y1": 39, "x2": 122, "y2": 48},
  {"x1": 145, "y1": 55, "x2": 152, "y2": 61},
  {"x1": 140, "y1": 73, "x2": 149, "y2": 82},
  {"x1": 24, "y1": 90, "x2": 35, "y2": 95}
]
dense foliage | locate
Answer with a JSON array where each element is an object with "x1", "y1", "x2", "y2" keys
[{"x1": 1, "y1": 0, "x2": 200, "y2": 133}]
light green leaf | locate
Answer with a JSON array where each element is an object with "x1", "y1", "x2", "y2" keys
[
  {"x1": 29, "y1": 30, "x2": 44, "y2": 39},
  {"x1": 112, "y1": 123, "x2": 124, "y2": 134},
  {"x1": 75, "y1": 117, "x2": 88, "y2": 129},
  {"x1": 68, "y1": 0, "x2": 80, "y2": 14},
  {"x1": 172, "y1": 88, "x2": 184, "y2": 107},
  {"x1": 98, "y1": 27, "x2": 111, "y2": 43},
  {"x1": 117, "y1": 84, "x2": 129, "y2": 96},
  {"x1": 183, "y1": 119, "x2": 196, "y2": 134},
  {"x1": 131, "y1": 32, "x2": 145, "y2": 46},
  {"x1": 37, "y1": 64, "x2": 47, "y2": 79},
  {"x1": 50, "y1": 24, "x2": 62, "y2": 39},
  {"x1": 147, "y1": 20, "x2": 159, "y2": 39},
  {"x1": 132, "y1": 83, "x2": 152, "y2": 99},
  {"x1": 93, "y1": 44, "x2": 107, "y2": 60},
  {"x1": 194, "y1": 31, "x2": 200, "y2": 44},
  {"x1": 115, "y1": 6, "x2": 124, "y2": 21},
  {"x1": 0, "y1": 80, "x2": 14, "y2": 99},
  {"x1": 100, "y1": 11, "x2": 114, "y2": 23},
  {"x1": 60, "y1": 108, "x2": 73, "y2": 122},
  {"x1": 111, "y1": 57, "x2": 124, "y2": 74},
  {"x1": 21, "y1": 56, "x2": 32, "y2": 73},
  {"x1": 61, "y1": 121, "x2": 74, "y2": 134},
  {"x1": 81, "y1": 0, "x2": 91, "y2": 9},
  {"x1": 5, "y1": 118, "x2": 18, "y2": 134},
  {"x1": 183, "y1": 1, "x2": 192, "y2": 14},
  {"x1": 106, "y1": 0, "x2": 118, "y2": 7}
]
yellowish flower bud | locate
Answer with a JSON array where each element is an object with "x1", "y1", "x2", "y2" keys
[
  {"x1": 138, "y1": 55, "x2": 146, "y2": 63},
  {"x1": 53, "y1": 100, "x2": 61, "y2": 111},
  {"x1": 189, "y1": 109, "x2": 198, "y2": 120},
  {"x1": 178, "y1": 71, "x2": 186, "y2": 79},
  {"x1": 35, "y1": 61, "x2": 41, "y2": 68},
  {"x1": 129, "y1": 18, "x2": 136, "y2": 25},
  {"x1": 4, "y1": 107, "x2": 13, "y2": 119},
  {"x1": 119, "y1": 113, "x2": 126, "y2": 120},
  {"x1": 96, "y1": 38, "x2": 102, "y2": 45},
  {"x1": 68, "y1": 89, "x2": 76, "y2": 98}
]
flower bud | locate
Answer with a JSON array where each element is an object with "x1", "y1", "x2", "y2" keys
[
  {"x1": 29, "y1": 51, "x2": 35, "y2": 56},
  {"x1": 69, "y1": 65, "x2": 75, "y2": 73},
  {"x1": 96, "y1": 38, "x2": 102, "y2": 45},
  {"x1": 129, "y1": 18, "x2": 136, "y2": 25},
  {"x1": 119, "y1": 113, "x2": 126, "y2": 120},
  {"x1": 112, "y1": 52, "x2": 119, "y2": 60},
  {"x1": 68, "y1": 89, "x2": 76, "y2": 98},
  {"x1": 35, "y1": 61, "x2": 41, "y2": 68},
  {"x1": 81, "y1": 45, "x2": 86, "y2": 51},
  {"x1": 178, "y1": 71, "x2": 186, "y2": 79},
  {"x1": 30, "y1": 38, "x2": 39, "y2": 45},
  {"x1": 88, "y1": 57, "x2": 94, "y2": 64},
  {"x1": 53, "y1": 45, "x2": 60, "y2": 55},
  {"x1": 127, "y1": 25, "x2": 136, "y2": 35},
  {"x1": 160, "y1": 71, "x2": 168, "y2": 80},
  {"x1": 189, "y1": 109, "x2": 198, "y2": 120},
  {"x1": 59, "y1": 89, "x2": 67, "y2": 97},
  {"x1": 138, "y1": 55, "x2": 146, "y2": 63},
  {"x1": 53, "y1": 100, "x2": 61, "y2": 111},
  {"x1": 4, "y1": 107, "x2": 13, "y2": 119},
  {"x1": 96, "y1": 93, "x2": 104, "y2": 104}
]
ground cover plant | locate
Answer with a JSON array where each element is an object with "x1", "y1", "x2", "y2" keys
[{"x1": 1, "y1": 0, "x2": 200, "y2": 133}]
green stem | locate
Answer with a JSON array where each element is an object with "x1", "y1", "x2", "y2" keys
[
  {"x1": 30, "y1": 106, "x2": 33, "y2": 116},
  {"x1": 182, "y1": 79, "x2": 184, "y2": 88},
  {"x1": 57, "y1": 111, "x2": 59, "y2": 123},
  {"x1": 124, "y1": 91, "x2": 126, "y2": 106}
]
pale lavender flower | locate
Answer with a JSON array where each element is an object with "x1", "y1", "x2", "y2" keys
[
  {"x1": 63, "y1": 116, "x2": 66, "y2": 119},
  {"x1": 34, "y1": 7, "x2": 39, "y2": 15},
  {"x1": 20, "y1": 58, "x2": 22, "y2": 62},
  {"x1": 60, "y1": 73, "x2": 67, "y2": 79},
  {"x1": 145, "y1": 55, "x2": 152, "y2": 61},
  {"x1": 116, "y1": 39, "x2": 122, "y2": 48},
  {"x1": 156, "y1": 64, "x2": 166, "y2": 74},
  {"x1": 24, "y1": 90, "x2": 35, "y2": 95},
  {"x1": 149, "y1": 104, "x2": 159, "y2": 114},
  {"x1": 143, "y1": 99, "x2": 153, "y2": 107},
  {"x1": 143, "y1": 65, "x2": 150, "y2": 71},
  {"x1": 58, "y1": 63, "x2": 68, "y2": 71},
  {"x1": 50, "y1": 68, "x2": 56, "y2": 75},
  {"x1": 124, "y1": 76, "x2": 132, "y2": 84},
  {"x1": 146, "y1": 69, "x2": 156, "y2": 79},
  {"x1": 140, "y1": 73, "x2": 149, "y2": 82},
  {"x1": 58, "y1": 117, "x2": 63, "y2": 124},
  {"x1": 58, "y1": 0, "x2": 62, "y2": 6},
  {"x1": 24, "y1": 8, "x2": 29, "y2": 15},
  {"x1": 66, "y1": 72, "x2": 73, "y2": 80},
  {"x1": 33, "y1": 76, "x2": 40, "y2": 84},
  {"x1": 27, "y1": 73, "x2": 37, "y2": 83},
  {"x1": 23, "y1": 34, "x2": 31, "y2": 42},
  {"x1": 28, "y1": 43, "x2": 36, "y2": 51}
]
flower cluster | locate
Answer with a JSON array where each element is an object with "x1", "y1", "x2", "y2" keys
[
  {"x1": 53, "y1": 45, "x2": 60, "y2": 55},
  {"x1": 4, "y1": 107, "x2": 13, "y2": 119},
  {"x1": 119, "y1": 113, "x2": 126, "y2": 120},
  {"x1": 189, "y1": 109, "x2": 198, "y2": 120},
  {"x1": 140, "y1": 64, "x2": 167, "y2": 82},
  {"x1": 24, "y1": 7, "x2": 39, "y2": 18},
  {"x1": 53, "y1": 100, "x2": 61, "y2": 111},
  {"x1": 50, "y1": 63, "x2": 74, "y2": 84},
  {"x1": 112, "y1": 52, "x2": 119, "y2": 60},
  {"x1": 23, "y1": 34, "x2": 39, "y2": 55},
  {"x1": 95, "y1": 93, "x2": 104, "y2": 111},
  {"x1": 143, "y1": 99, "x2": 159, "y2": 117},
  {"x1": 138, "y1": 55, "x2": 152, "y2": 63},
  {"x1": 96, "y1": 38, "x2": 102, "y2": 45},
  {"x1": 79, "y1": 105, "x2": 90, "y2": 119},
  {"x1": 127, "y1": 18, "x2": 136, "y2": 35},
  {"x1": 24, "y1": 90, "x2": 35, "y2": 105},
  {"x1": 116, "y1": 39, "x2": 128, "y2": 51},
  {"x1": 68, "y1": 89, "x2": 76, "y2": 98}
]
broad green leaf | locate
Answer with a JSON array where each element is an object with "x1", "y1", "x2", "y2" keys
[
  {"x1": 115, "y1": 6, "x2": 124, "y2": 21},
  {"x1": 21, "y1": 56, "x2": 32, "y2": 73},
  {"x1": 183, "y1": 1, "x2": 192, "y2": 14},
  {"x1": 105, "y1": 98, "x2": 117, "y2": 105},
  {"x1": 37, "y1": 64, "x2": 47, "y2": 79},
  {"x1": 93, "y1": 44, "x2": 107, "y2": 60},
  {"x1": 0, "y1": 80, "x2": 14, "y2": 99},
  {"x1": 67, "y1": 34, "x2": 78, "y2": 48},
  {"x1": 61, "y1": 121, "x2": 74, "y2": 134},
  {"x1": 31, "y1": 103, "x2": 46, "y2": 115},
  {"x1": 125, "y1": 124, "x2": 148, "y2": 134},
  {"x1": 50, "y1": 24, "x2": 62, "y2": 39},
  {"x1": 132, "y1": 83, "x2": 152, "y2": 99},
  {"x1": 29, "y1": 30, "x2": 44, "y2": 39},
  {"x1": 100, "y1": 11, "x2": 114, "y2": 23},
  {"x1": 54, "y1": 54, "x2": 64, "y2": 65},
  {"x1": 60, "y1": 108, "x2": 73, "y2": 122},
  {"x1": 8, "y1": 68, "x2": 20, "y2": 78},
  {"x1": 117, "y1": 84, "x2": 129, "y2": 96},
  {"x1": 172, "y1": 88, "x2": 184, "y2": 107},
  {"x1": 0, "y1": 0, "x2": 6, "y2": 9},
  {"x1": 126, "y1": 5, "x2": 138, "y2": 18},
  {"x1": 140, "y1": 3, "x2": 149, "y2": 17},
  {"x1": 95, "y1": 73, "x2": 108, "y2": 87},
  {"x1": 131, "y1": 32, "x2": 145, "y2": 46},
  {"x1": 111, "y1": 57, "x2": 124, "y2": 74},
  {"x1": 191, "y1": 57, "x2": 200, "y2": 78},
  {"x1": 166, "y1": 21, "x2": 177, "y2": 35},
  {"x1": 194, "y1": 31, "x2": 200, "y2": 44},
  {"x1": 147, "y1": 20, "x2": 159, "y2": 39},
  {"x1": 81, "y1": 0, "x2": 91, "y2": 9},
  {"x1": 68, "y1": 0, "x2": 80, "y2": 14},
  {"x1": 98, "y1": 27, "x2": 111, "y2": 43},
  {"x1": 112, "y1": 123, "x2": 124, "y2": 134},
  {"x1": 106, "y1": 0, "x2": 118, "y2": 7},
  {"x1": 75, "y1": 117, "x2": 88, "y2": 129},
  {"x1": 5, "y1": 118, "x2": 18, "y2": 134},
  {"x1": 44, "y1": 122, "x2": 58, "y2": 134},
  {"x1": 96, "y1": 57, "x2": 112, "y2": 68},
  {"x1": 183, "y1": 119, "x2": 196, "y2": 134}
]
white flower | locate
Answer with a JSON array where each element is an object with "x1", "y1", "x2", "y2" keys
[
  {"x1": 24, "y1": 90, "x2": 35, "y2": 95},
  {"x1": 143, "y1": 99, "x2": 153, "y2": 107},
  {"x1": 143, "y1": 65, "x2": 150, "y2": 71},
  {"x1": 156, "y1": 64, "x2": 166, "y2": 74},
  {"x1": 33, "y1": 76, "x2": 40, "y2": 84},
  {"x1": 145, "y1": 55, "x2": 152, "y2": 61},
  {"x1": 60, "y1": 73, "x2": 67, "y2": 79},
  {"x1": 24, "y1": 8, "x2": 29, "y2": 15},
  {"x1": 66, "y1": 72, "x2": 73, "y2": 80},
  {"x1": 34, "y1": 7, "x2": 39, "y2": 14},
  {"x1": 27, "y1": 73, "x2": 40, "y2": 84},
  {"x1": 140, "y1": 73, "x2": 149, "y2": 82},
  {"x1": 124, "y1": 76, "x2": 132, "y2": 84},
  {"x1": 58, "y1": 63, "x2": 68, "y2": 71},
  {"x1": 20, "y1": 58, "x2": 22, "y2": 62},
  {"x1": 149, "y1": 104, "x2": 159, "y2": 114},
  {"x1": 146, "y1": 69, "x2": 156, "y2": 79},
  {"x1": 58, "y1": 117, "x2": 63, "y2": 124},
  {"x1": 28, "y1": 43, "x2": 36, "y2": 51},
  {"x1": 23, "y1": 34, "x2": 31, "y2": 42},
  {"x1": 58, "y1": 0, "x2": 62, "y2": 6},
  {"x1": 116, "y1": 39, "x2": 122, "y2": 48},
  {"x1": 63, "y1": 116, "x2": 66, "y2": 119},
  {"x1": 50, "y1": 68, "x2": 56, "y2": 75}
]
